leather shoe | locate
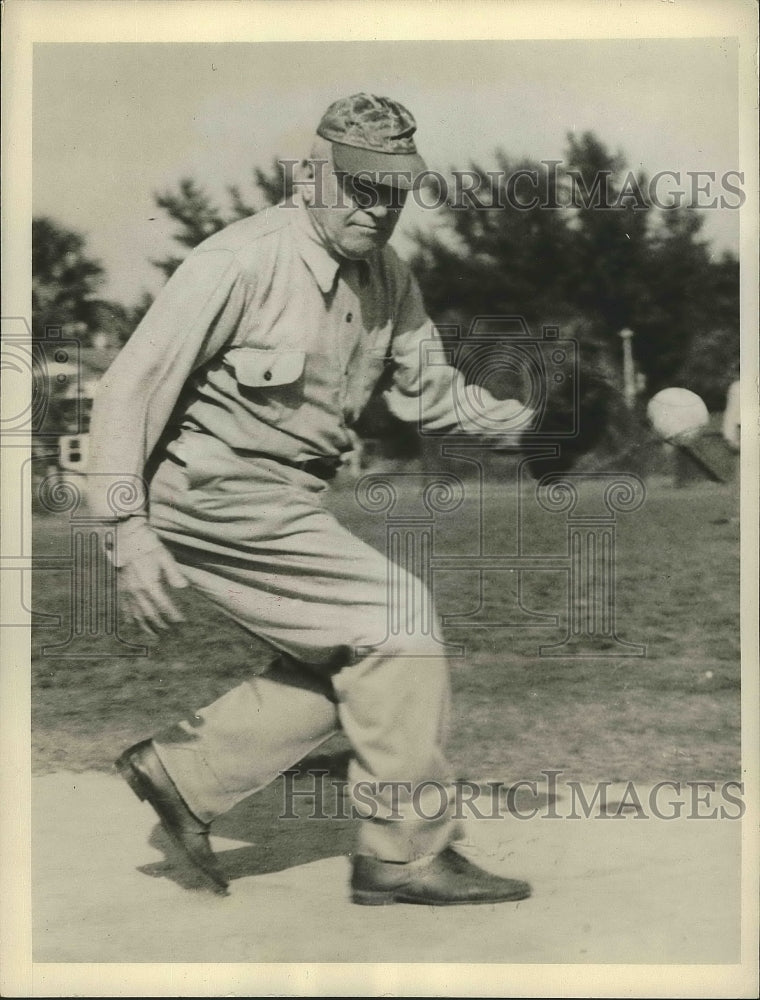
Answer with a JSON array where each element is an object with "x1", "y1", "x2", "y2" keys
[
  {"x1": 115, "y1": 739, "x2": 229, "y2": 894},
  {"x1": 351, "y1": 848, "x2": 531, "y2": 906}
]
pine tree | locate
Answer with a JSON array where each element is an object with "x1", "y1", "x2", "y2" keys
[{"x1": 32, "y1": 217, "x2": 106, "y2": 341}]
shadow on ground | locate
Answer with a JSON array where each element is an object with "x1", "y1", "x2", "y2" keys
[
  {"x1": 135, "y1": 749, "x2": 568, "y2": 893},
  {"x1": 137, "y1": 749, "x2": 357, "y2": 891}
]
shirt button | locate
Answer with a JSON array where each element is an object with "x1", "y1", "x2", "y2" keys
[
  {"x1": 345, "y1": 312, "x2": 353, "y2": 322},
  {"x1": 263, "y1": 370, "x2": 272, "y2": 381}
]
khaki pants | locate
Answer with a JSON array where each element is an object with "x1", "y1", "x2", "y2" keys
[{"x1": 146, "y1": 438, "x2": 457, "y2": 861}]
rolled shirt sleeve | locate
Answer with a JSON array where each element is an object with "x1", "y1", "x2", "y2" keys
[
  {"x1": 383, "y1": 267, "x2": 532, "y2": 434},
  {"x1": 87, "y1": 248, "x2": 249, "y2": 564}
]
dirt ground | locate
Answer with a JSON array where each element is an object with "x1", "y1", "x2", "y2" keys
[{"x1": 31, "y1": 770, "x2": 742, "y2": 965}]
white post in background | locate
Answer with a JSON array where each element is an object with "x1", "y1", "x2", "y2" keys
[{"x1": 619, "y1": 328, "x2": 636, "y2": 410}]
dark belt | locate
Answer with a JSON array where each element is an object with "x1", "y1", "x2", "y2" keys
[
  {"x1": 281, "y1": 455, "x2": 341, "y2": 481},
  {"x1": 162, "y1": 438, "x2": 342, "y2": 483}
]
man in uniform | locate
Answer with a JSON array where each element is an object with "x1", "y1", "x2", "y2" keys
[{"x1": 89, "y1": 94, "x2": 536, "y2": 905}]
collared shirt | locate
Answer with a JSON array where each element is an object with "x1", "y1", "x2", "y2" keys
[{"x1": 88, "y1": 202, "x2": 528, "y2": 544}]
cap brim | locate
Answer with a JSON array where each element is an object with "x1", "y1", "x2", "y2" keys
[{"x1": 330, "y1": 142, "x2": 427, "y2": 190}]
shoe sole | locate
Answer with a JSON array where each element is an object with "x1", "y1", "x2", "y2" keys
[
  {"x1": 352, "y1": 887, "x2": 531, "y2": 906},
  {"x1": 115, "y1": 752, "x2": 229, "y2": 895}
]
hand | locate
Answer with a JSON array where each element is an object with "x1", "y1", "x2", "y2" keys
[{"x1": 118, "y1": 543, "x2": 189, "y2": 636}]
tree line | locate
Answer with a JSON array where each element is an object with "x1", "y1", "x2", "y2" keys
[{"x1": 32, "y1": 132, "x2": 738, "y2": 418}]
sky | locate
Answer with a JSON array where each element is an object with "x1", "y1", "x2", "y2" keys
[{"x1": 33, "y1": 37, "x2": 741, "y2": 306}]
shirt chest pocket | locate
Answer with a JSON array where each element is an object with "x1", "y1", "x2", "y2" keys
[
  {"x1": 228, "y1": 347, "x2": 306, "y2": 388},
  {"x1": 223, "y1": 347, "x2": 307, "y2": 421}
]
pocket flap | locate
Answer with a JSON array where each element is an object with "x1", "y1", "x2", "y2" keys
[{"x1": 228, "y1": 348, "x2": 306, "y2": 387}]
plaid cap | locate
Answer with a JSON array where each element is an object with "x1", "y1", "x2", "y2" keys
[{"x1": 316, "y1": 93, "x2": 427, "y2": 189}]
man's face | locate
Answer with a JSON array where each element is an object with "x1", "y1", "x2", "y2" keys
[{"x1": 308, "y1": 166, "x2": 408, "y2": 260}]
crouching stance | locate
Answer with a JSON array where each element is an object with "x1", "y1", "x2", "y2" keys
[{"x1": 91, "y1": 94, "x2": 534, "y2": 904}]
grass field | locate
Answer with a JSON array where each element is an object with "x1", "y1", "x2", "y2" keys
[{"x1": 31, "y1": 473, "x2": 740, "y2": 784}]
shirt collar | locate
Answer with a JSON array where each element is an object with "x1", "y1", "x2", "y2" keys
[{"x1": 292, "y1": 203, "x2": 342, "y2": 295}]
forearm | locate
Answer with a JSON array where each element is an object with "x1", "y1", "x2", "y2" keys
[
  {"x1": 86, "y1": 247, "x2": 247, "y2": 561},
  {"x1": 87, "y1": 356, "x2": 155, "y2": 519},
  {"x1": 386, "y1": 361, "x2": 531, "y2": 434},
  {"x1": 87, "y1": 355, "x2": 166, "y2": 565},
  {"x1": 382, "y1": 262, "x2": 532, "y2": 435}
]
